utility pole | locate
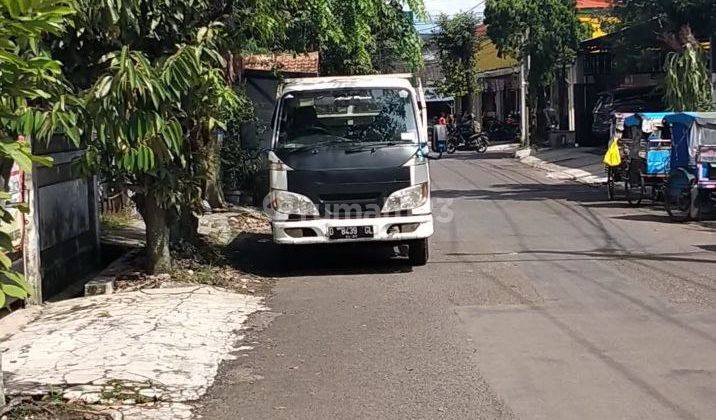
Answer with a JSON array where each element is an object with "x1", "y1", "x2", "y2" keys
[
  {"x1": 520, "y1": 60, "x2": 530, "y2": 146},
  {"x1": 520, "y1": 30, "x2": 530, "y2": 146},
  {"x1": 711, "y1": 35, "x2": 715, "y2": 108}
]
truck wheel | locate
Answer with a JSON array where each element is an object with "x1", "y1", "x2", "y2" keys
[
  {"x1": 408, "y1": 239, "x2": 429, "y2": 266},
  {"x1": 276, "y1": 244, "x2": 292, "y2": 269}
]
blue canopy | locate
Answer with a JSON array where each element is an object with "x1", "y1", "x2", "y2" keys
[
  {"x1": 623, "y1": 112, "x2": 675, "y2": 129},
  {"x1": 664, "y1": 113, "x2": 716, "y2": 169},
  {"x1": 663, "y1": 112, "x2": 716, "y2": 127}
]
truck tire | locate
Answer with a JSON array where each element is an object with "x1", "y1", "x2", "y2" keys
[{"x1": 408, "y1": 238, "x2": 429, "y2": 266}]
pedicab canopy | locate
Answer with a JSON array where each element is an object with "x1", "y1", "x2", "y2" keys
[
  {"x1": 663, "y1": 113, "x2": 716, "y2": 169},
  {"x1": 623, "y1": 112, "x2": 674, "y2": 135}
]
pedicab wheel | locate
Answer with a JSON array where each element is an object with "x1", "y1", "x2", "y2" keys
[
  {"x1": 606, "y1": 168, "x2": 616, "y2": 201},
  {"x1": 408, "y1": 238, "x2": 429, "y2": 266},
  {"x1": 625, "y1": 176, "x2": 644, "y2": 207},
  {"x1": 665, "y1": 180, "x2": 692, "y2": 223},
  {"x1": 689, "y1": 186, "x2": 703, "y2": 221},
  {"x1": 476, "y1": 143, "x2": 488, "y2": 154}
]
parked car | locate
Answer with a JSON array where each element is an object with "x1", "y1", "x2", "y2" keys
[{"x1": 591, "y1": 86, "x2": 663, "y2": 144}]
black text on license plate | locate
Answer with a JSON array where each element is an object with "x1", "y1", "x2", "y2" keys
[{"x1": 329, "y1": 226, "x2": 374, "y2": 240}]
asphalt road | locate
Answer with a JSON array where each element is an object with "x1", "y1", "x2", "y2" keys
[{"x1": 198, "y1": 151, "x2": 716, "y2": 420}]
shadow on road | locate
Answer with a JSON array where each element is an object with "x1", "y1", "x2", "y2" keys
[
  {"x1": 441, "y1": 151, "x2": 516, "y2": 160},
  {"x1": 225, "y1": 233, "x2": 413, "y2": 278},
  {"x1": 522, "y1": 248, "x2": 716, "y2": 266},
  {"x1": 432, "y1": 183, "x2": 604, "y2": 204},
  {"x1": 610, "y1": 213, "x2": 675, "y2": 223}
]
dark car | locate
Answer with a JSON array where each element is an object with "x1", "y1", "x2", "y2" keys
[{"x1": 591, "y1": 86, "x2": 664, "y2": 144}]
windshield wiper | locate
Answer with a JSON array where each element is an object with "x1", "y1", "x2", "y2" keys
[
  {"x1": 345, "y1": 140, "x2": 416, "y2": 154},
  {"x1": 284, "y1": 138, "x2": 353, "y2": 152}
]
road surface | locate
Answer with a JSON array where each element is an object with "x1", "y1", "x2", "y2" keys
[{"x1": 199, "y1": 151, "x2": 716, "y2": 420}]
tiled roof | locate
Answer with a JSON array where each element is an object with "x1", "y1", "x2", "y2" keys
[
  {"x1": 576, "y1": 0, "x2": 611, "y2": 9},
  {"x1": 243, "y1": 52, "x2": 320, "y2": 75}
]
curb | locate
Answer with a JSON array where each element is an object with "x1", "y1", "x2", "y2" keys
[
  {"x1": 84, "y1": 249, "x2": 142, "y2": 296},
  {"x1": 516, "y1": 150, "x2": 606, "y2": 186}
]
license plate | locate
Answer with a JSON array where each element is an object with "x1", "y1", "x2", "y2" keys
[{"x1": 328, "y1": 226, "x2": 374, "y2": 240}]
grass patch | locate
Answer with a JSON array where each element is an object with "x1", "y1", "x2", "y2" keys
[
  {"x1": 100, "y1": 208, "x2": 138, "y2": 231},
  {"x1": 2, "y1": 396, "x2": 111, "y2": 420}
]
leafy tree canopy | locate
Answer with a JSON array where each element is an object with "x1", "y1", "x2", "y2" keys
[
  {"x1": 285, "y1": 0, "x2": 426, "y2": 75},
  {"x1": 612, "y1": 0, "x2": 715, "y2": 41},
  {"x1": 485, "y1": 0, "x2": 585, "y2": 141},
  {"x1": 485, "y1": 0, "x2": 584, "y2": 88},
  {"x1": 433, "y1": 11, "x2": 481, "y2": 102}
]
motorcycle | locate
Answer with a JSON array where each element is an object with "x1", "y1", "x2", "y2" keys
[
  {"x1": 446, "y1": 122, "x2": 490, "y2": 154},
  {"x1": 483, "y1": 114, "x2": 521, "y2": 142}
]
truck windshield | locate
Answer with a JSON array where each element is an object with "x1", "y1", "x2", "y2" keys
[{"x1": 276, "y1": 88, "x2": 419, "y2": 149}]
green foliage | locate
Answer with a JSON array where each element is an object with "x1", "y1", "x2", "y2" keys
[
  {"x1": 610, "y1": 1, "x2": 715, "y2": 110},
  {"x1": 0, "y1": 0, "x2": 78, "y2": 305},
  {"x1": 485, "y1": 0, "x2": 583, "y2": 89},
  {"x1": 434, "y1": 12, "x2": 481, "y2": 99},
  {"x1": 220, "y1": 130, "x2": 264, "y2": 193},
  {"x1": 285, "y1": 0, "x2": 426, "y2": 75},
  {"x1": 611, "y1": 0, "x2": 715, "y2": 40},
  {"x1": 485, "y1": 0, "x2": 583, "y2": 140},
  {"x1": 82, "y1": 29, "x2": 238, "y2": 211},
  {"x1": 664, "y1": 43, "x2": 712, "y2": 111}
]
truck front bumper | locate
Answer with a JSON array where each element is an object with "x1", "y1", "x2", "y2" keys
[{"x1": 272, "y1": 214, "x2": 434, "y2": 245}]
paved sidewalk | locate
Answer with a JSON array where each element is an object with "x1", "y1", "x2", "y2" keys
[
  {"x1": 516, "y1": 146, "x2": 607, "y2": 185},
  {"x1": 1, "y1": 286, "x2": 264, "y2": 419}
]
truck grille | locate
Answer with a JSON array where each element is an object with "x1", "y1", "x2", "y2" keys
[{"x1": 319, "y1": 193, "x2": 382, "y2": 218}]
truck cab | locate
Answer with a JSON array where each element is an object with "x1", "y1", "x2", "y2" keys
[{"x1": 266, "y1": 74, "x2": 434, "y2": 265}]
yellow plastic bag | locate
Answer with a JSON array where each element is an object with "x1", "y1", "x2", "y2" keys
[{"x1": 603, "y1": 138, "x2": 622, "y2": 167}]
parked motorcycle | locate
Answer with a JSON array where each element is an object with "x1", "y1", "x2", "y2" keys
[
  {"x1": 446, "y1": 122, "x2": 490, "y2": 154},
  {"x1": 483, "y1": 114, "x2": 521, "y2": 142}
]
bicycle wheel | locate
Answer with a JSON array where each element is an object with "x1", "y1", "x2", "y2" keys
[{"x1": 625, "y1": 174, "x2": 644, "y2": 207}]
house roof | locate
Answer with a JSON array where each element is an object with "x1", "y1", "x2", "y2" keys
[
  {"x1": 243, "y1": 52, "x2": 320, "y2": 75},
  {"x1": 576, "y1": 0, "x2": 611, "y2": 9},
  {"x1": 281, "y1": 74, "x2": 416, "y2": 95}
]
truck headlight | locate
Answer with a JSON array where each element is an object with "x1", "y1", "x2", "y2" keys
[
  {"x1": 382, "y1": 183, "x2": 429, "y2": 213},
  {"x1": 270, "y1": 190, "x2": 319, "y2": 216}
]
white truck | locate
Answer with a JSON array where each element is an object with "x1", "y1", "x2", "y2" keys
[{"x1": 266, "y1": 74, "x2": 433, "y2": 265}]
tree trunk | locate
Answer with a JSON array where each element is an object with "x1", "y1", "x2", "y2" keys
[
  {"x1": 204, "y1": 132, "x2": 225, "y2": 209},
  {"x1": 1, "y1": 352, "x2": 5, "y2": 408},
  {"x1": 170, "y1": 205, "x2": 198, "y2": 246},
  {"x1": 139, "y1": 193, "x2": 171, "y2": 274}
]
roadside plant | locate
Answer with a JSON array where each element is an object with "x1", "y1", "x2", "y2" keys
[
  {"x1": 434, "y1": 11, "x2": 482, "y2": 114},
  {"x1": 0, "y1": 0, "x2": 79, "y2": 305},
  {"x1": 83, "y1": 30, "x2": 238, "y2": 273},
  {"x1": 663, "y1": 36, "x2": 712, "y2": 111}
]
